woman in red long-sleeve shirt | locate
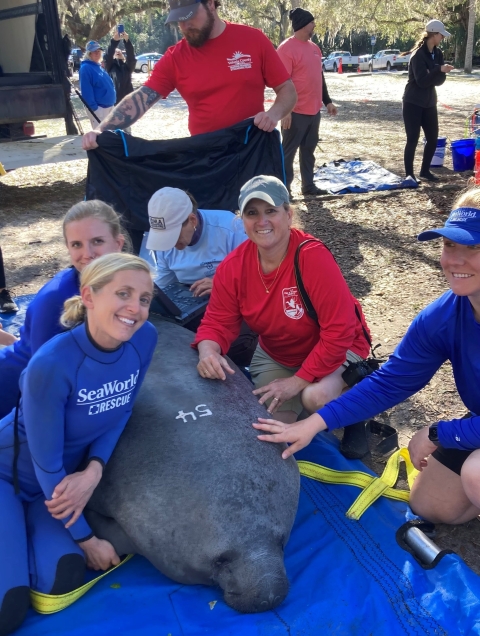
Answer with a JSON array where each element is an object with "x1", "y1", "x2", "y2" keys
[{"x1": 194, "y1": 176, "x2": 371, "y2": 453}]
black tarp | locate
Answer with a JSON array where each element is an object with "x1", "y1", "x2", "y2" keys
[{"x1": 86, "y1": 119, "x2": 285, "y2": 232}]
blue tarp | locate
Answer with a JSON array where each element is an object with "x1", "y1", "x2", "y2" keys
[
  {"x1": 1, "y1": 294, "x2": 34, "y2": 336},
  {"x1": 16, "y1": 433, "x2": 480, "y2": 636},
  {"x1": 314, "y1": 160, "x2": 418, "y2": 195}
]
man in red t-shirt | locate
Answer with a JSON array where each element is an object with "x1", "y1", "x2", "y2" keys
[
  {"x1": 277, "y1": 8, "x2": 337, "y2": 196},
  {"x1": 82, "y1": 0, "x2": 296, "y2": 149}
]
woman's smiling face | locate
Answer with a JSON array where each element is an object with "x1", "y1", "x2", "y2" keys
[
  {"x1": 82, "y1": 269, "x2": 153, "y2": 349},
  {"x1": 241, "y1": 199, "x2": 292, "y2": 250},
  {"x1": 440, "y1": 239, "x2": 480, "y2": 298},
  {"x1": 65, "y1": 217, "x2": 125, "y2": 272}
]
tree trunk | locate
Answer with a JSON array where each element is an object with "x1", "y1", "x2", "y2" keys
[
  {"x1": 279, "y1": 0, "x2": 290, "y2": 42},
  {"x1": 464, "y1": 0, "x2": 476, "y2": 72}
]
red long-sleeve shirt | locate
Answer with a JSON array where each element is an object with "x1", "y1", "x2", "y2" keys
[{"x1": 194, "y1": 229, "x2": 370, "y2": 382}]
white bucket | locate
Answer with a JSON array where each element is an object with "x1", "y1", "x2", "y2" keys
[{"x1": 423, "y1": 137, "x2": 447, "y2": 167}]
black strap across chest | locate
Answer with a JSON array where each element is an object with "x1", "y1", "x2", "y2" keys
[{"x1": 293, "y1": 239, "x2": 372, "y2": 348}]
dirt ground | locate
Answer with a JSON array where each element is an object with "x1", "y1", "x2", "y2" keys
[{"x1": 1, "y1": 71, "x2": 480, "y2": 571}]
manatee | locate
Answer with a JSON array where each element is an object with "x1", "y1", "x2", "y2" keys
[{"x1": 85, "y1": 317, "x2": 300, "y2": 613}]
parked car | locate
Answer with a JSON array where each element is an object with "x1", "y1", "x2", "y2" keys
[
  {"x1": 70, "y1": 47, "x2": 83, "y2": 71},
  {"x1": 358, "y1": 54, "x2": 373, "y2": 72},
  {"x1": 135, "y1": 53, "x2": 163, "y2": 73},
  {"x1": 369, "y1": 49, "x2": 411, "y2": 72},
  {"x1": 322, "y1": 51, "x2": 359, "y2": 72}
]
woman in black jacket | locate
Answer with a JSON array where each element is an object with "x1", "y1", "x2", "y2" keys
[
  {"x1": 105, "y1": 31, "x2": 136, "y2": 105},
  {"x1": 403, "y1": 20, "x2": 454, "y2": 183}
]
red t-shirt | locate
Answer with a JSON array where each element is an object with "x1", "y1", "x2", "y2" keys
[
  {"x1": 277, "y1": 37, "x2": 323, "y2": 115},
  {"x1": 194, "y1": 229, "x2": 370, "y2": 382},
  {"x1": 144, "y1": 23, "x2": 290, "y2": 135}
]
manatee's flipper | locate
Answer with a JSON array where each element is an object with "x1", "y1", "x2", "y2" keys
[{"x1": 84, "y1": 510, "x2": 138, "y2": 556}]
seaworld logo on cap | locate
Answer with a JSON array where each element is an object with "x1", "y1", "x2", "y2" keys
[
  {"x1": 77, "y1": 371, "x2": 140, "y2": 415},
  {"x1": 449, "y1": 208, "x2": 479, "y2": 223},
  {"x1": 150, "y1": 217, "x2": 166, "y2": 231}
]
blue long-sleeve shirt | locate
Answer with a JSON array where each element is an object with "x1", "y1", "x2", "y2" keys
[
  {"x1": 0, "y1": 267, "x2": 79, "y2": 419},
  {"x1": 79, "y1": 59, "x2": 116, "y2": 111},
  {"x1": 16, "y1": 319, "x2": 157, "y2": 541},
  {"x1": 318, "y1": 291, "x2": 480, "y2": 451}
]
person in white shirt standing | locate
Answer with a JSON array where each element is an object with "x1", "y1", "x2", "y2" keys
[{"x1": 277, "y1": 8, "x2": 337, "y2": 197}]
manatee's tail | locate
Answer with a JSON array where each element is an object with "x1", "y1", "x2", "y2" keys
[{"x1": 214, "y1": 548, "x2": 289, "y2": 613}]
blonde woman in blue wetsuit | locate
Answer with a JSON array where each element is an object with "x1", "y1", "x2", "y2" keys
[
  {"x1": 0, "y1": 200, "x2": 127, "y2": 419},
  {"x1": 254, "y1": 187, "x2": 480, "y2": 527},
  {"x1": 0, "y1": 253, "x2": 157, "y2": 636}
]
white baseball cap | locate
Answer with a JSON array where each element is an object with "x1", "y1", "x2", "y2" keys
[
  {"x1": 425, "y1": 20, "x2": 451, "y2": 37},
  {"x1": 146, "y1": 187, "x2": 193, "y2": 251}
]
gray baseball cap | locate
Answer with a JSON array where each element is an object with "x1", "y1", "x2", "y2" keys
[
  {"x1": 166, "y1": 0, "x2": 202, "y2": 23},
  {"x1": 238, "y1": 176, "x2": 290, "y2": 214},
  {"x1": 425, "y1": 20, "x2": 451, "y2": 37}
]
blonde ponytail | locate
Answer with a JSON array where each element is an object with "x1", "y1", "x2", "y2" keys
[
  {"x1": 61, "y1": 295, "x2": 86, "y2": 328},
  {"x1": 60, "y1": 253, "x2": 152, "y2": 329}
]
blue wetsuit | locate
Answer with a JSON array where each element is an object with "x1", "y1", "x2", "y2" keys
[
  {"x1": 0, "y1": 267, "x2": 79, "y2": 419},
  {"x1": 318, "y1": 291, "x2": 480, "y2": 450},
  {"x1": 0, "y1": 319, "x2": 157, "y2": 628}
]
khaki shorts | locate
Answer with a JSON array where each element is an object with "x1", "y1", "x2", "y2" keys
[
  {"x1": 249, "y1": 345, "x2": 363, "y2": 416},
  {"x1": 86, "y1": 105, "x2": 113, "y2": 129}
]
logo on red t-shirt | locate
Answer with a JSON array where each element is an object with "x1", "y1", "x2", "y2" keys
[
  {"x1": 227, "y1": 51, "x2": 252, "y2": 71},
  {"x1": 282, "y1": 287, "x2": 304, "y2": 320}
]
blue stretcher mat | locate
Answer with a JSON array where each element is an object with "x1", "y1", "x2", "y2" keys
[
  {"x1": 17, "y1": 434, "x2": 480, "y2": 636},
  {"x1": 1, "y1": 295, "x2": 35, "y2": 336},
  {"x1": 314, "y1": 160, "x2": 418, "y2": 194}
]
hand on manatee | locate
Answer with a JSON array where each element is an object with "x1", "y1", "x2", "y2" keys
[
  {"x1": 79, "y1": 536, "x2": 120, "y2": 571},
  {"x1": 253, "y1": 413, "x2": 327, "y2": 459},
  {"x1": 253, "y1": 375, "x2": 309, "y2": 413},
  {"x1": 46, "y1": 460, "x2": 103, "y2": 527},
  {"x1": 190, "y1": 277, "x2": 213, "y2": 297},
  {"x1": 197, "y1": 340, "x2": 234, "y2": 381},
  {"x1": 197, "y1": 351, "x2": 234, "y2": 381}
]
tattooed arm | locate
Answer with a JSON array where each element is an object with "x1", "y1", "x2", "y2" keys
[{"x1": 82, "y1": 86, "x2": 161, "y2": 150}]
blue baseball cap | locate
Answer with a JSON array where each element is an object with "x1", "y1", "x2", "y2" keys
[
  {"x1": 86, "y1": 41, "x2": 103, "y2": 52},
  {"x1": 418, "y1": 207, "x2": 480, "y2": 245}
]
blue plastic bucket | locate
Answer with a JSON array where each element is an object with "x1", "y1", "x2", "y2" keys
[
  {"x1": 451, "y1": 138, "x2": 475, "y2": 171},
  {"x1": 426, "y1": 136, "x2": 447, "y2": 167}
]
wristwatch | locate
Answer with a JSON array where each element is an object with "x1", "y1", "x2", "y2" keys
[{"x1": 428, "y1": 424, "x2": 440, "y2": 446}]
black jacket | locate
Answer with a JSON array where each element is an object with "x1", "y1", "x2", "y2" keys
[
  {"x1": 86, "y1": 119, "x2": 285, "y2": 232},
  {"x1": 403, "y1": 43, "x2": 446, "y2": 109},
  {"x1": 105, "y1": 39, "x2": 136, "y2": 104}
]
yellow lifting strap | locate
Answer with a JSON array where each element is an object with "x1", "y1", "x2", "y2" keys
[
  {"x1": 298, "y1": 447, "x2": 419, "y2": 521},
  {"x1": 30, "y1": 554, "x2": 134, "y2": 614},
  {"x1": 0, "y1": 162, "x2": 6, "y2": 177}
]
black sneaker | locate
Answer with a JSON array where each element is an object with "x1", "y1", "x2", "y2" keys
[
  {"x1": 419, "y1": 170, "x2": 439, "y2": 182},
  {"x1": 302, "y1": 185, "x2": 328, "y2": 196},
  {"x1": 0, "y1": 289, "x2": 18, "y2": 313}
]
